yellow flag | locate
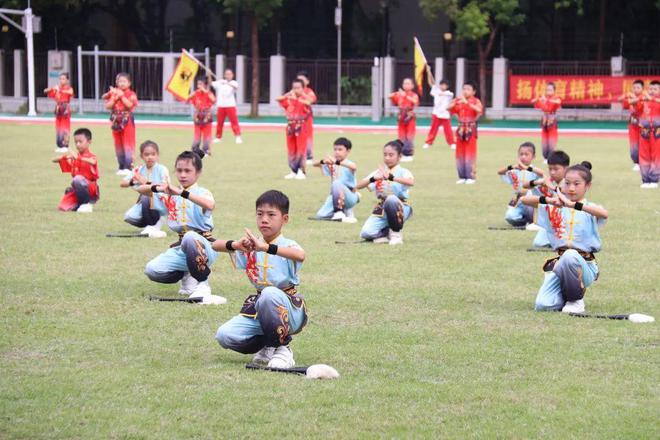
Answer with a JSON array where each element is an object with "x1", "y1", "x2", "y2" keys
[
  {"x1": 166, "y1": 50, "x2": 200, "y2": 101},
  {"x1": 414, "y1": 37, "x2": 428, "y2": 95}
]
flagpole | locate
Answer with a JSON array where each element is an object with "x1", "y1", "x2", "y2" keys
[{"x1": 182, "y1": 49, "x2": 217, "y2": 79}]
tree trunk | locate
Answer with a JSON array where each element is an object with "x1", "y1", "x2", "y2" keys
[
  {"x1": 478, "y1": 45, "x2": 487, "y2": 118},
  {"x1": 250, "y1": 13, "x2": 259, "y2": 118}
]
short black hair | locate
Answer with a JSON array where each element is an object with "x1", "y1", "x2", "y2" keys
[
  {"x1": 567, "y1": 161, "x2": 593, "y2": 184},
  {"x1": 140, "y1": 140, "x2": 159, "y2": 155},
  {"x1": 292, "y1": 78, "x2": 304, "y2": 87},
  {"x1": 519, "y1": 141, "x2": 536, "y2": 155},
  {"x1": 463, "y1": 81, "x2": 476, "y2": 91},
  {"x1": 633, "y1": 79, "x2": 644, "y2": 87},
  {"x1": 256, "y1": 190, "x2": 290, "y2": 214},
  {"x1": 296, "y1": 70, "x2": 309, "y2": 79},
  {"x1": 175, "y1": 150, "x2": 203, "y2": 171},
  {"x1": 651, "y1": 80, "x2": 660, "y2": 87},
  {"x1": 73, "y1": 128, "x2": 92, "y2": 141},
  {"x1": 59, "y1": 72, "x2": 70, "y2": 80},
  {"x1": 116, "y1": 72, "x2": 131, "y2": 82},
  {"x1": 547, "y1": 150, "x2": 570, "y2": 167},
  {"x1": 384, "y1": 139, "x2": 403, "y2": 155},
  {"x1": 439, "y1": 79, "x2": 450, "y2": 86},
  {"x1": 547, "y1": 82, "x2": 556, "y2": 89},
  {"x1": 333, "y1": 137, "x2": 352, "y2": 150}
]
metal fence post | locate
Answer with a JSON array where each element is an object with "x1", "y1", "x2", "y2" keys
[
  {"x1": 77, "y1": 45, "x2": 83, "y2": 114},
  {"x1": 215, "y1": 54, "x2": 225, "y2": 78},
  {"x1": 455, "y1": 57, "x2": 466, "y2": 96},
  {"x1": 93, "y1": 45, "x2": 99, "y2": 102},
  {"x1": 269, "y1": 55, "x2": 285, "y2": 107},
  {"x1": 13, "y1": 49, "x2": 24, "y2": 97},
  {"x1": 434, "y1": 57, "x2": 444, "y2": 84},
  {"x1": 491, "y1": 57, "x2": 508, "y2": 111},
  {"x1": 162, "y1": 52, "x2": 174, "y2": 104},
  {"x1": 235, "y1": 55, "x2": 246, "y2": 105},
  {"x1": 611, "y1": 56, "x2": 625, "y2": 112},
  {"x1": 0, "y1": 50, "x2": 4, "y2": 96},
  {"x1": 383, "y1": 56, "x2": 395, "y2": 114},
  {"x1": 371, "y1": 57, "x2": 382, "y2": 122}
]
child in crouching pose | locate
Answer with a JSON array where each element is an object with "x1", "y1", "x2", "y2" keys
[
  {"x1": 521, "y1": 161, "x2": 608, "y2": 314},
  {"x1": 214, "y1": 190, "x2": 307, "y2": 369},
  {"x1": 357, "y1": 140, "x2": 415, "y2": 245},
  {"x1": 497, "y1": 141, "x2": 544, "y2": 228},
  {"x1": 53, "y1": 128, "x2": 99, "y2": 213},
  {"x1": 313, "y1": 137, "x2": 359, "y2": 222},
  {"x1": 120, "y1": 140, "x2": 170, "y2": 237},
  {"x1": 140, "y1": 151, "x2": 225, "y2": 304}
]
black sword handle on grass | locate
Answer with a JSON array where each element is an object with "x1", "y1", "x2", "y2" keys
[
  {"x1": 245, "y1": 363, "x2": 309, "y2": 375},
  {"x1": 568, "y1": 313, "x2": 629, "y2": 320},
  {"x1": 148, "y1": 295, "x2": 203, "y2": 303}
]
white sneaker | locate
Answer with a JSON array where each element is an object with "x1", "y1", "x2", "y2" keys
[
  {"x1": 284, "y1": 172, "x2": 297, "y2": 179},
  {"x1": 543, "y1": 159, "x2": 548, "y2": 164},
  {"x1": 116, "y1": 169, "x2": 125, "y2": 176},
  {"x1": 632, "y1": 164, "x2": 640, "y2": 171},
  {"x1": 189, "y1": 280, "x2": 212, "y2": 299},
  {"x1": 450, "y1": 144, "x2": 456, "y2": 150},
  {"x1": 388, "y1": 230, "x2": 403, "y2": 245},
  {"x1": 640, "y1": 183, "x2": 651, "y2": 189},
  {"x1": 456, "y1": 179, "x2": 466, "y2": 184},
  {"x1": 54, "y1": 147, "x2": 68, "y2": 154},
  {"x1": 342, "y1": 208, "x2": 357, "y2": 223},
  {"x1": 525, "y1": 223, "x2": 543, "y2": 232},
  {"x1": 178, "y1": 273, "x2": 197, "y2": 295},
  {"x1": 140, "y1": 225, "x2": 154, "y2": 235},
  {"x1": 76, "y1": 203, "x2": 93, "y2": 213},
  {"x1": 373, "y1": 237, "x2": 389, "y2": 244},
  {"x1": 212, "y1": 138, "x2": 221, "y2": 144},
  {"x1": 422, "y1": 143, "x2": 430, "y2": 149},
  {"x1": 148, "y1": 230, "x2": 167, "y2": 238},
  {"x1": 235, "y1": 136, "x2": 243, "y2": 144},
  {"x1": 268, "y1": 345, "x2": 295, "y2": 369},
  {"x1": 294, "y1": 170, "x2": 306, "y2": 180},
  {"x1": 252, "y1": 347, "x2": 275, "y2": 365},
  {"x1": 118, "y1": 169, "x2": 132, "y2": 177},
  {"x1": 464, "y1": 179, "x2": 476, "y2": 185},
  {"x1": 648, "y1": 183, "x2": 659, "y2": 188},
  {"x1": 562, "y1": 299, "x2": 585, "y2": 314},
  {"x1": 331, "y1": 211, "x2": 346, "y2": 221},
  {"x1": 400, "y1": 155, "x2": 414, "y2": 162},
  {"x1": 306, "y1": 159, "x2": 314, "y2": 165}
]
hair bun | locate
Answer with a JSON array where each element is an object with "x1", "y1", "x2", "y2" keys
[{"x1": 580, "y1": 161, "x2": 592, "y2": 170}]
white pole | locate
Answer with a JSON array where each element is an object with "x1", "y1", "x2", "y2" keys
[
  {"x1": 24, "y1": 7, "x2": 36, "y2": 116},
  {"x1": 93, "y1": 44, "x2": 99, "y2": 101},
  {"x1": 335, "y1": 1, "x2": 342, "y2": 119},
  {"x1": 77, "y1": 45, "x2": 83, "y2": 114}
]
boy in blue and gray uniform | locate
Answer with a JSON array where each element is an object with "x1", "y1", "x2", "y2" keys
[
  {"x1": 138, "y1": 151, "x2": 225, "y2": 304},
  {"x1": 313, "y1": 137, "x2": 359, "y2": 222},
  {"x1": 214, "y1": 190, "x2": 307, "y2": 369}
]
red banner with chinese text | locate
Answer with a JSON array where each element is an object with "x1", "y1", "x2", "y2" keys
[{"x1": 509, "y1": 75, "x2": 660, "y2": 105}]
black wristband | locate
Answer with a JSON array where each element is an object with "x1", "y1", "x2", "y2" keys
[
  {"x1": 529, "y1": 180, "x2": 536, "y2": 188},
  {"x1": 151, "y1": 184, "x2": 159, "y2": 193},
  {"x1": 388, "y1": 174, "x2": 395, "y2": 181},
  {"x1": 146, "y1": 181, "x2": 152, "y2": 185},
  {"x1": 225, "y1": 240, "x2": 235, "y2": 251},
  {"x1": 318, "y1": 160, "x2": 324, "y2": 166},
  {"x1": 181, "y1": 190, "x2": 190, "y2": 199},
  {"x1": 507, "y1": 165, "x2": 513, "y2": 171},
  {"x1": 539, "y1": 196, "x2": 547, "y2": 205},
  {"x1": 335, "y1": 160, "x2": 341, "y2": 166},
  {"x1": 527, "y1": 166, "x2": 534, "y2": 172},
  {"x1": 574, "y1": 202, "x2": 584, "y2": 211},
  {"x1": 129, "y1": 178, "x2": 135, "y2": 186},
  {"x1": 267, "y1": 244, "x2": 278, "y2": 255},
  {"x1": 369, "y1": 176, "x2": 376, "y2": 183}
]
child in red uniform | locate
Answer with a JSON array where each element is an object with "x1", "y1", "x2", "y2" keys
[
  {"x1": 619, "y1": 79, "x2": 645, "y2": 171},
  {"x1": 448, "y1": 82, "x2": 483, "y2": 184},
  {"x1": 52, "y1": 128, "x2": 99, "y2": 213},
  {"x1": 639, "y1": 80, "x2": 660, "y2": 188},
  {"x1": 297, "y1": 71, "x2": 317, "y2": 164},
  {"x1": 390, "y1": 78, "x2": 419, "y2": 162},
  {"x1": 103, "y1": 72, "x2": 139, "y2": 177},
  {"x1": 188, "y1": 78, "x2": 216, "y2": 158},
  {"x1": 531, "y1": 83, "x2": 562, "y2": 162},
  {"x1": 277, "y1": 79, "x2": 313, "y2": 180},
  {"x1": 44, "y1": 72, "x2": 74, "y2": 153}
]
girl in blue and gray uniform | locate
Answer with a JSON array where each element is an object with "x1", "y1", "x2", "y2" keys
[
  {"x1": 313, "y1": 137, "x2": 359, "y2": 222},
  {"x1": 356, "y1": 140, "x2": 415, "y2": 245},
  {"x1": 120, "y1": 140, "x2": 169, "y2": 237},
  {"x1": 521, "y1": 161, "x2": 608, "y2": 314}
]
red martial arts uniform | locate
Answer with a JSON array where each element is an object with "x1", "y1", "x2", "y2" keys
[
  {"x1": 303, "y1": 86, "x2": 317, "y2": 160},
  {"x1": 450, "y1": 97, "x2": 482, "y2": 180},
  {"x1": 623, "y1": 94, "x2": 644, "y2": 166},
  {"x1": 47, "y1": 85, "x2": 73, "y2": 149},
  {"x1": 57, "y1": 150, "x2": 100, "y2": 211},
  {"x1": 390, "y1": 91, "x2": 419, "y2": 158},
  {"x1": 639, "y1": 97, "x2": 660, "y2": 184},
  {"x1": 534, "y1": 98, "x2": 561, "y2": 160},
  {"x1": 106, "y1": 89, "x2": 138, "y2": 171},
  {"x1": 189, "y1": 89, "x2": 215, "y2": 156},
  {"x1": 279, "y1": 96, "x2": 311, "y2": 173}
]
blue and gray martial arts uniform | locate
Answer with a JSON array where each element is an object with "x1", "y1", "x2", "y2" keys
[
  {"x1": 534, "y1": 199, "x2": 606, "y2": 311},
  {"x1": 316, "y1": 160, "x2": 359, "y2": 218},
  {"x1": 216, "y1": 235, "x2": 307, "y2": 354},
  {"x1": 360, "y1": 165, "x2": 413, "y2": 240},
  {"x1": 123, "y1": 163, "x2": 169, "y2": 228},
  {"x1": 144, "y1": 184, "x2": 218, "y2": 283},
  {"x1": 500, "y1": 168, "x2": 539, "y2": 227}
]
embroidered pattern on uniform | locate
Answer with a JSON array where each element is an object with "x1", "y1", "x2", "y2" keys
[
  {"x1": 193, "y1": 239, "x2": 208, "y2": 272},
  {"x1": 275, "y1": 304, "x2": 290, "y2": 344},
  {"x1": 245, "y1": 252, "x2": 259, "y2": 284},
  {"x1": 548, "y1": 206, "x2": 565, "y2": 239},
  {"x1": 162, "y1": 195, "x2": 178, "y2": 221}
]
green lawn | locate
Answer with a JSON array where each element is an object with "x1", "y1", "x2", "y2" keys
[{"x1": 1, "y1": 122, "x2": 658, "y2": 439}]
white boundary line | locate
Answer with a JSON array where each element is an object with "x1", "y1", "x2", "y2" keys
[{"x1": 0, "y1": 115, "x2": 628, "y2": 134}]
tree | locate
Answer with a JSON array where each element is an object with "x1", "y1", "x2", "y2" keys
[
  {"x1": 220, "y1": 0, "x2": 283, "y2": 117},
  {"x1": 420, "y1": 0, "x2": 524, "y2": 110}
]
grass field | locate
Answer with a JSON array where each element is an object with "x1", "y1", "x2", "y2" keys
[{"x1": 1, "y1": 121, "x2": 658, "y2": 439}]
